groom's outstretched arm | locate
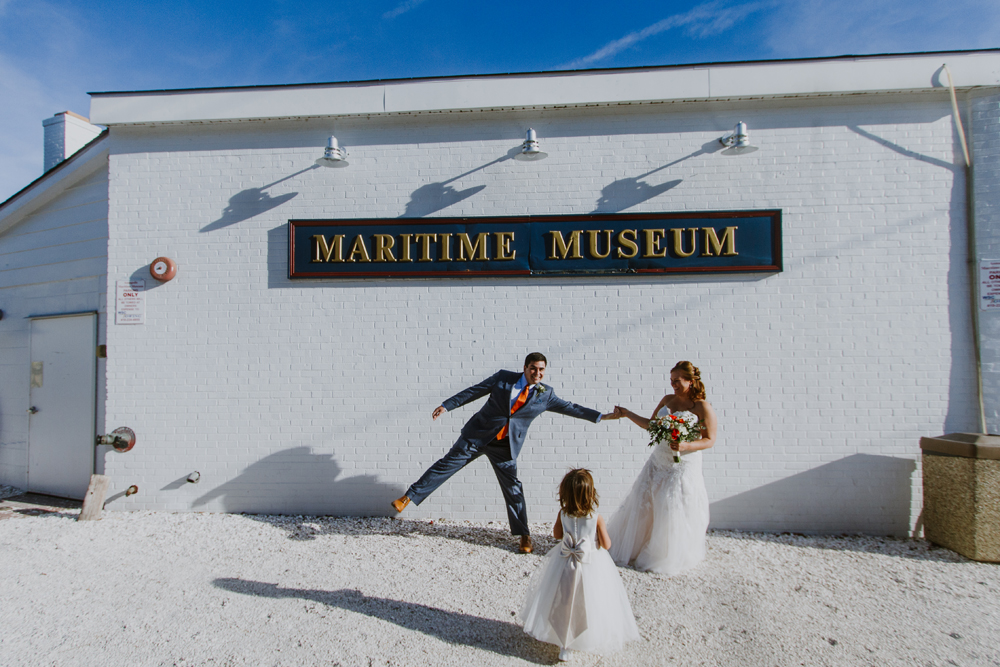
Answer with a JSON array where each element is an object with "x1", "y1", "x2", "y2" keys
[
  {"x1": 438, "y1": 370, "x2": 505, "y2": 414},
  {"x1": 545, "y1": 392, "x2": 602, "y2": 423}
]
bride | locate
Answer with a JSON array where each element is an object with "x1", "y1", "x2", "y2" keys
[{"x1": 606, "y1": 361, "x2": 717, "y2": 575}]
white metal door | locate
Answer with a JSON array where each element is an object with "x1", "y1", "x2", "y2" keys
[{"x1": 28, "y1": 313, "x2": 97, "y2": 499}]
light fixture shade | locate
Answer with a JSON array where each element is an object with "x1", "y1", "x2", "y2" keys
[
  {"x1": 316, "y1": 135, "x2": 350, "y2": 168},
  {"x1": 719, "y1": 121, "x2": 759, "y2": 155},
  {"x1": 514, "y1": 128, "x2": 548, "y2": 161},
  {"x1": 733, "y1": 121, "x2": 749, "y2": 147}
]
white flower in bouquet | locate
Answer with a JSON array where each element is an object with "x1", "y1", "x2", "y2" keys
[{"x1": 647, "y1": 411, "x2": 701, "y2": 463}]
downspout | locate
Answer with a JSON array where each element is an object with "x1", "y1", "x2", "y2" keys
[{"x1": 943, "y1": 64, "x2": 987, "y2": 433}]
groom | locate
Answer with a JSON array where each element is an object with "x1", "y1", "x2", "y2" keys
[{"x1": 391, "y1": 352, "x2": 609, "y2": 553}]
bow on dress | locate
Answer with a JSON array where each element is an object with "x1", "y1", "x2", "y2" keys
[{"x1": 560, "y1": 537, "x2": 592, "y2": 568}]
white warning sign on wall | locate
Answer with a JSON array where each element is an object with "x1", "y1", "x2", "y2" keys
[
  {"x1": 115, "y1": 279, "x2": 145, "y2": 324},
  {"x1": 980, "y1": 259, "x2": 1000, "y2": 311}
]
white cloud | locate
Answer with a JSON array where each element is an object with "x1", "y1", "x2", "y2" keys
[
  {"x1": 557, "y1": 0, "x2": 998, "y2": 72},
  {"x1": 559, "y1": 1, "x2": 775, "y2": 70},
  {"x1": 383, "y1": 0, "x2": 429, "y2": 20},
  {"x1": 0, "y1": 53, "x2": 62, "y2": 201},
  {"x1": 760, "y1": 0, "x2": 1000, "y2": 58},
  {"x1": 0, "y1": 2, "x2": 96, "y2": 201}
]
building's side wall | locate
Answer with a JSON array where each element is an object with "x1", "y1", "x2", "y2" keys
[
  {"x1": 0, "y1": 166, "x2": 109, "y2": 490},
  {"x1": 972, "y1": 91, "x2": 1000, "y2": 434},
  {"x1": 103, "y1": 94, "x2": 978, "y2": 534}
]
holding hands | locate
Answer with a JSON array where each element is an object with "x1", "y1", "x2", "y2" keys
[
  {"x1": 602, "y1": 406, "x2": 624, "y2": 420},
  {"x1": 611, "y1": 404, "x2": 658, "y2": 426}
]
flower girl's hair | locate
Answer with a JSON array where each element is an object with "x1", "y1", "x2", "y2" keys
[
  {"x1": 672, "y1": 360, "x2": 706, "y2": 401},
  {"x1": 558, "y1": 468, "x2": 600, "y2": 517}
]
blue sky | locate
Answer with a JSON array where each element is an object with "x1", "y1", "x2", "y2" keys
[{"x1": 1, "y1": 0, "x2": 999, "y2": 202}]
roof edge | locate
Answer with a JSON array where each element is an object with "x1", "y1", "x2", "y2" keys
[
  {"x1": 0, "y1": 131, "x2": 109, "y2": 232},
  {"x1": 89, "y1": 48, "x2": 1000, "y2": 98}
]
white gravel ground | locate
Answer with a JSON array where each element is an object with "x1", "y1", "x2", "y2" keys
[{"x1": 1, "y1": 485, "x2": 998, "y2": 667}]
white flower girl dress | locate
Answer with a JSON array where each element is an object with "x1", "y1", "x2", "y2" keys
[{"x1": 520, "y1": 512, "x2": 640, "y2": 655}]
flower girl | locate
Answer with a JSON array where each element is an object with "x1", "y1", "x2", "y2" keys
[{"x1": 519, "y1": 469, "x2": 640, "y2": 661}]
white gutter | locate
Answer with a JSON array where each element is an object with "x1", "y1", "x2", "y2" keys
[
  {"x1": 90, "y1": 51, "x2": 1000, "y2": 126},
  {"x1": 944, "y1": 64, "x2": 988, "y2": 434}
]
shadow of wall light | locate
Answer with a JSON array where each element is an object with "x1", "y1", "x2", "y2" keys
[
  {"x1": 513, "y1": 128, "x2": 548, "y2": 161},
  {"x1": 718, "y1": 121, "x2": 759, "y2": 155},
  {"x1": 316, "y1": 136, "x2": 349, "y2": 168}
]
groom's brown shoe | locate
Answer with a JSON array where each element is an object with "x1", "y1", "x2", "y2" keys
[
  {"x1": 519, "y1": 535, "x2": 534, "y2": 554},
  {"x1": 391, "y1": 496, "x2": 410, "y2": 513}
]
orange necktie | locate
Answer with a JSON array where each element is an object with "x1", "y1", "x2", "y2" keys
[{"x1": 497, "y1": 385, "x2": 530, "y2": 440}]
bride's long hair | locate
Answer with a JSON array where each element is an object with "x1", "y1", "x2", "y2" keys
[{"x1": 672, "y1": 361, "x2": 706, "y2": 401}]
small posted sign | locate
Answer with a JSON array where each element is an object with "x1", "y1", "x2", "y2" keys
[
  {"x1": 981, "y1": 260, "x2": 1000, "y2": 311},
  {"x1": 115, "y1": 279, "x2": 145, "y2": 324}
]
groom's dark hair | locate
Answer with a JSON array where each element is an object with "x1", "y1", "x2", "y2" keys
[{"x1": 524, "y1": 352, "x2": 547, "y2": 367}]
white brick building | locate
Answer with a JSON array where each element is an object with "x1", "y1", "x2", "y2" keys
[{"x1": 2, "y1": 51, "x2": 999, "y2": 535}]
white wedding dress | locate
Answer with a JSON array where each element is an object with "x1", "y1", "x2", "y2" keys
[{"x1": 607, "y1": 406, "x2": 710, "y2": 575}]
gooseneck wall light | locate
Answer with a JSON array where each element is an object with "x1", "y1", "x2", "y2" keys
[
  {"x1": 514, "y1": 128, "x2": 548, "y2": 161},
  {"x1": 718, "y1": 121, "x2": 759, "y2": 155},
  {"x1": 316, "y1": 136, "x2": 350, "y2": 168}
]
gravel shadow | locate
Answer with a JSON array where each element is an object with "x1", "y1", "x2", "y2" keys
[
  {"x1": 246, "y1": 515, "x2": 561, "y2": 553},
  {"x1": 212, "y1": 578, "x2": 555, "y2": 663},
  {"x1": 711, "y1": 530, "x2": 973, "y2": 563}
]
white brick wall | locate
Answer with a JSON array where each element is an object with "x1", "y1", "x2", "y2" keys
[{"x1": 100, "y1": 94, "x2": 983, "y2": 535}]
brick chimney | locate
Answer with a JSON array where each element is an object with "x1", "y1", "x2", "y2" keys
[{"x1": 43, "y1": 111, "x2": 103, "y2": 172}]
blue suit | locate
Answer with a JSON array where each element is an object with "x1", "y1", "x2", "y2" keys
[{"x1": 406, "y1": 370, "x2": 601, "y2": 535}]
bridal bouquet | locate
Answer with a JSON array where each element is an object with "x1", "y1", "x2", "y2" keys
[{"x1": 647, "y1": 411, "x2": 701, "y2": 463}]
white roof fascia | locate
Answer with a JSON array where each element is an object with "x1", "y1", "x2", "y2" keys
[
  {"x1": 0, "y1": 135, "x2": 109, "y2": 237},
  {"x1": 89, "y1": 51, "x2": 1000, "y2": 126}
]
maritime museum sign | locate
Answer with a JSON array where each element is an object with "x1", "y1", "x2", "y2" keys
[{"x1": 288, "y1": 211, "x2": 782, "y2": 279}]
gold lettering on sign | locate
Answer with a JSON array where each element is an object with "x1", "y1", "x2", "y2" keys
[
  {"x1": 346, "y1": 235, "x2": 372, "y2": 262},
  {"x1": 587, "y1": 230, "x2": 613, "y2": 259},
  {"x1": 414, "y1": 234, "x2": 437, "y2": 262},
  {"x1": 398, "y1": 234, "x2": 414, "y2": 262},
  {"x1": 457, "y1": 233, "x2": 489, "y2": 261},
  {"x1": 438, "y1": 233, "x2": 453, "y2": 261},
  {"x1": 494, "y1": 232, "x2": 516, "y2": 260},
  {"x1": 549, "y1": 230, "x2": 583, "y2": 260},
  {"x1": 642, "y1": 229, "x2": 668, "y2": 258},
  {"x1": 671, "y1": 228, "x2": 698, "y2": 258},
  {"x1": 312, "y1": 234, "x2": 344, "y2": 262},
  {"x1": 616, "y1": 229, "x2": 638, "y2": 258},
  {"x1": 373, "y1": 235, "x2": 397, "y2": 262},
  {"x1": 701, "y1": 226, "x2": 738, "y2": 257}
]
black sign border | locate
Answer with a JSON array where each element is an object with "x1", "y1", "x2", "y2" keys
[{"x1": 288, "y1": 210, "x2": 782, "y2": 279}]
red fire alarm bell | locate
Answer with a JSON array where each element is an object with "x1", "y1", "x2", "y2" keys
[{"x1": 150, "y1": 257, "x2": 177, "y2": 282}]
